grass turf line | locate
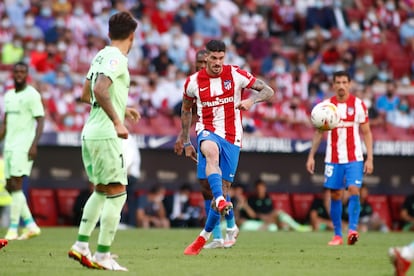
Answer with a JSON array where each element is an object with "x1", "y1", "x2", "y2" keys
[{"x1": 0, "y1": 227, "x2": 410, "y2": 276}]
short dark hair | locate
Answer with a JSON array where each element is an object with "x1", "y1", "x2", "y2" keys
[
  {"x1": 333, "y1": 70, "x2": 351, "y2": 82},
  {"x1": 14, "y1": 61, "x2": 28, "y2": 71},
  {"x1": 196, "y1": 49, "x2": 208, "y2": 59},
  {"x1": 108, "y1": 11, "x2": 138, "y2": 40},
  {"x1": 206, "y1": 40, "x2": 226, "y2": 53}
]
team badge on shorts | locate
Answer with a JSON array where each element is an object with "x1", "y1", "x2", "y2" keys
[{"x1": 202, "y1": 130, "x2": 210, "y2": 137}]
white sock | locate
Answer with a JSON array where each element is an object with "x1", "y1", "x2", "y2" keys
[
  {"x1": 200, "y1": 230, "x2": 211, "y2": 241},
  {"x1": 75, "y1": 241, "x2": 89, "y2": 249}
]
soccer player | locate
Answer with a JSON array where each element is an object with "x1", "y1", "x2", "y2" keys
[
  {"x1": 68, "y1": 12, "x2": 139, "y2": 271},
  {"x1": 306, "y1": 70, "x2": 374, "y2": 246},
  {"x1": 389, "y1": 243, "x2": 414, "y2": 276},
  {"x1": 2, "y1": 62, "x2": 44, "y2": 241},
  {"x1": 175, "y1": 49, "x2": 240, "y2": 249},
  {"x1": 178, "y1": 40, "x2": 275, "y2": 255}
]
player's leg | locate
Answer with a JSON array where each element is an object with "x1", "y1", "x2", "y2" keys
[
  {"x1": 345, "y1": 161, "x2": 364, "y2": 245},
  {"x1": 324, "y1": 163, "x2": 345, "y2": 245},
  {"x1": 199, "y1": 132, "x2": 232, "y2": 215},
  {"x1": 91, "y1": 138, "x2": 128, "y2": 271},
  {"x1": 200, "y1": 179, "x2": 224, "y2": 249},
  {"x1": 4, "y1": 151, "x2": 40, "y2": 240},
  {"x1": 389, "y1": 241, "x2": 414, "y2": 276},
  {"x1": 69, "y1": 140, "x2": 105, "y2": 269},
  {"x1": 219, "y1": 144, "x2": 240, "y2": 248}
]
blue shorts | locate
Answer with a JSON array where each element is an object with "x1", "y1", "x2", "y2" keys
[
  {"x1": 323, "y1": 161, "x2": 364, "y2": 190},
  {"x1": 196, "y1": 130, "x2": 240, "y2": 182}
]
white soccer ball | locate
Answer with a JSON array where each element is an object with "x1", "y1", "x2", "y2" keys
[{"x1": 310, "y1": 102, "x2": 340, "y2": 131}]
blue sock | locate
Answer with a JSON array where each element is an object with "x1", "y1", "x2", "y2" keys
[
  {"x1": 330, "y1": 199, "x2": 343, "y2": 237},
  {"x1": 204, "y1": 199, "x2": 211, "y2": 217},
  {"x1": 348, "y1": 195, "x2": 361, "y2": 231},
  {"x1": 205, "y1": 208, "x2": 221, "y2": 232},
  {"x1": 225, "y1": 195, "x2": 235, "y2": 228},
  {"x1": 212, "y1": 221, "x2": 222, "y2": 239},
  {"x1": 207, "y1": 174, "x2": 223, "y2": 199}
]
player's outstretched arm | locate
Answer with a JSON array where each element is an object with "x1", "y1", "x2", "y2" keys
[
  {"x1": 306, "y1": 130, "x2": 324, "y2": 174},
  {"x1": 176, "y1": 97, "x2": 197, "y2": 162},
  {"x1": 236, "y1": 79, "x2": 274, "y2": 111}
]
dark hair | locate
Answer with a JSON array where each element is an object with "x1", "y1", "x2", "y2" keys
[
  {"x1": 206, "y1": 40, "x2": 226, "y2": 53},
  {"x1": 14, "y1": 61, "x2": 28, "y2": 71},
  {"x1": 333, "y1": 70, "x2": 351, "y2": 82},
  {"x1": 108, "y1": 11, "x2": 138, "y2": 40},
  {"x1": 196, "y1": 49, "x2": 208, "y2": 58}
]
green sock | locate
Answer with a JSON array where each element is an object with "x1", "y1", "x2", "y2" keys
[
  {"x1": 9, "y1": 191, "x2": 25, "y2": 230},
  {"x1": 20, "y1": 194, "x2": 36, "y2": 228},
  {"x1": 278, "y1": 212, "x2": 302, "y2": 230},
  {"x1": 78, "y1": 191, "x2": 106, "y2": 241},
  {"x1": 97, "y1": 192, "x2": 126, "y2": 253}
]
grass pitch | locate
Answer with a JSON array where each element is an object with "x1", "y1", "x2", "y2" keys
[{"x1": 0, "y1": 227, "x2": 411, "y2": 276}]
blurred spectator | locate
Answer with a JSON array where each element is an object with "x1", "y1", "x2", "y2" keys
[
  {"x1": 268, "y1": 0, "x2": 299, "y2": 40},
  {"x1": 163, "y1": 183, "x2": 202, "y2": 228},
  {"x1": 194, "y1": 0, "x2": 221, "y2": 39},
  {"x1": 173, "y1": 2, "x2": 195, "y2": 36},
  {"x1": 210, "y1": 0, "x2": 239, "y2": 33},
  {"x1": 340, "y1": 18, "x2": 364, "y2": 43},
  {"x1": 399, "y1": 12, "x2": 414, "y2": 51},
  {"x1": 376, "y1": 79, "x2": 401, "y2": 122},
  {"x1": 354, "y1": 49, "x2": 380, "y2": 84},
  {"x1": 330, "y1": 0, "x2": 349, "y2": 33},
  {"x1": 150, "y1": 45, "x2": 174, "y2": 76},
  {"x1": 387, "y1": 96, "x2": 414, "y2": 129},
  {"x1": 239, "y1": 179, "x2": 311, "y2": 232},
  {"x1": 1, "y1": 33, "x2": 24, "y2": 64},
  {"x1": 136, "y1": 185, "x2": 170, "y2": 228},
  {"x1": 5, "y1": 0, "x2": 29, "y2": 29},
  {"x1": 362, "y1": 7, "x2": 385, "y2": 43},
  {"x1": 150, "y1": 1, "x2": 175, "y2": 34},
  {"x1": 17, "y1": 11, "x2": 44, "y2": 42},
  {"x1": 308, "y1": 188, "x2": 334, "y2": 231},
  {"x1": 236, "y1": 2, "x2": 264, "y2": 40},
  {"x1": 52, "y1": 0, "x2": 72, "y2": 16},
  {"x1": 305, "y1": 1, "x2": 337, "y2": 31},
  {"x1": 0, "y1": 14, "x2": 14, "y2": 45},
  {"x1": 374, "y1": 0, "x2": 401, "y2": 30},
  {"x1": 35, "y1": 3, "x2": 56, "y2": 37},
  {"x1": 261, "y1": 41, "x2": 290, "y2": 77},
  {"x1": 401, "y1": 192, "x2": 414, "y2": 231}
]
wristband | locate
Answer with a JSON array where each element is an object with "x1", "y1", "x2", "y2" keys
[{"x1": 183, "y1": 142, "x2": 192, "y2": 147}]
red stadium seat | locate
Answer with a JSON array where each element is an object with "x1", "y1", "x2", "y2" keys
[
  {"x1": 269, "y1": 192, "x2": 293, "y2": 216},
  {"x1": 55, "y1": 189, "x2": 80, "y2": 226},
  {"x1": 189, "y1": 191, "x2": 204, "y2": 208},
  {"x1": 366, "y1": 195, "x2": 392, "y2": 230},
  {"x1": 389, "y1": 195, "x2": 406, "y2": 230},
  {"x1": 28, "y1": 189, "x2": 58, "y2": 226},
  {"x1": 291, "y1": 193, "x2": 315, "y2": 223}
]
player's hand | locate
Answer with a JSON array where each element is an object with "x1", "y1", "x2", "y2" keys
[
  {"x1": 125, "y1": 107, "x2": 141, "y2": 122},
  {"x1": 28, "y1": 145, "x2": 37, "y2": 160},
  {"x1": 306, "y1": 158, "x2": 315, "y2": 174},
  {"x1": 184, "y1": 145, "x2": 198, "y2": 163},
  {"x1": 174, "y1": 138, "x2": 184, "y2": 155},
  {"x1": 364, "y1": 158, "x2": 374, "y2": 174},
  {"x1": 115, "y1": 123, "x2": 129, "y2": 139},
  {"x1": 235, "y1": 98, "x2": 255, "y2": 111}
]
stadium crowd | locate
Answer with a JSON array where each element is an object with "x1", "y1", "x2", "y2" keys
[{"x1": 1, "y1": 0, "x2": 414, "y2": 140}]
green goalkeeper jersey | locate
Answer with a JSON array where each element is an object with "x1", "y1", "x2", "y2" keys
[{"x1": 82, "y1": 46, "x2": 130, "y2": 140}]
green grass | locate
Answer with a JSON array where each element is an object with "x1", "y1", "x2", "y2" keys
[{"x1": 0, "y1": 227, "x2": 411, "y2": 276}]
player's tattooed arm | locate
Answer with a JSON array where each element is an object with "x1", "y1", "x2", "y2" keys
[
  {"x1": 180, "y1": 97, "x2": 194, "y2": 143},
  {"x1": 250, "y1": 78, "x2": 275, "y2": 104}
]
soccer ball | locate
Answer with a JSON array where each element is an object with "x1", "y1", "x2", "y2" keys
[{"x1": 310, "y1": 102, "x2": 340, "y2": 131}]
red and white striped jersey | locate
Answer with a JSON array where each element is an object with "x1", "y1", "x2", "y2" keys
[
  {"x1": 183, "y1": 65, "x2": 256, "y2": 146},
  {"x1": 325, "y1": 94, "x2": 369, "y2": 164}
]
